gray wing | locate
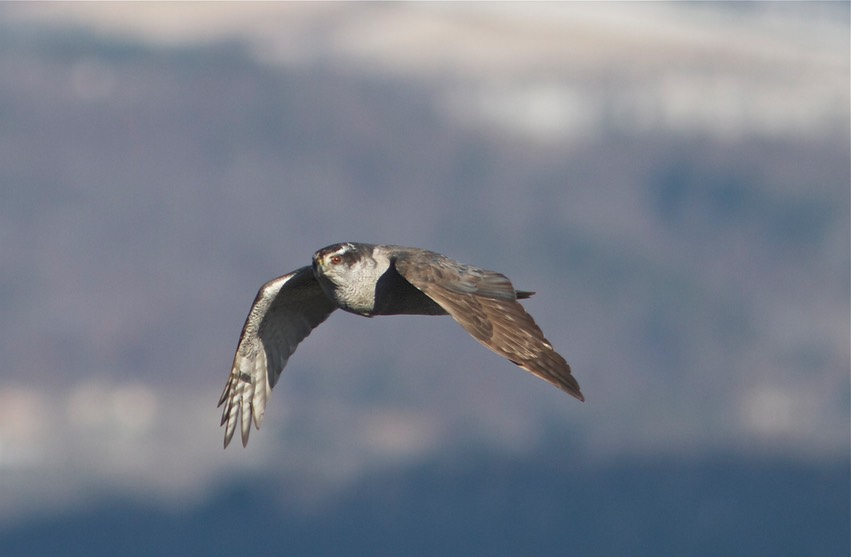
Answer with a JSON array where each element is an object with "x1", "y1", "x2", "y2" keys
[
  {"x1": 394, "y1": 251, "x2": 584, "y2": 401},
  {"x1": 218, "y1": 266, "x2": 337, "y2": 448}
]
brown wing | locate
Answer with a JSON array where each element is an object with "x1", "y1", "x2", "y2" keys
[
  {"x1": 393, "y1": 251, "x2": 583, "y2": 401},
  {"x1": 217, "y1": 266, "x2": 337, "y2": 448}
]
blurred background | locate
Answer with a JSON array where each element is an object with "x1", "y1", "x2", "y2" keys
[{"x1": 0, "y1": 3, "x2": 848, "y2": 556}]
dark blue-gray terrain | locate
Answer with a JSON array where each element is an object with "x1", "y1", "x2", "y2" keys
[{"x1": 2, "y1": 451, "x2": 848, "y2": 557}]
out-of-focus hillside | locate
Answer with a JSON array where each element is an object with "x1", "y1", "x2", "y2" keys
[{"x1": 0, "y1": 2, "x2": 847, "y2": 540}]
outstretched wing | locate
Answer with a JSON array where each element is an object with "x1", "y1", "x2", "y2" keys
[
  {"x1": 218, "y1": 266, "x2": 337, "y2": 448},
  {"x1": 394, "y1": 251, "x2": 583, "y2": 401}
]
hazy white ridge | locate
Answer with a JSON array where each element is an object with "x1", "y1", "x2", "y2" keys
[{"x1": 7, "y1": 2, "x2": 848, "y2": 140}]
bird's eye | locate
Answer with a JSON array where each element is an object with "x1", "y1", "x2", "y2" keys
[{"x1": 329, "y1": 255, "x2": 343, "y2": 265}]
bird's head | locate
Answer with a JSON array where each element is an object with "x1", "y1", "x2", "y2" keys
[
  {"x1": 313, "y1": 243, "x2": 387, "y2": 314},
  {"x1": 313, "y1": 242, "x2": 373, "y2": 285}
]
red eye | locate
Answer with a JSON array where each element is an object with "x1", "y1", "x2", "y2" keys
[{"x1": 329, "y1": 255, "x2": 342, "y2": 265}]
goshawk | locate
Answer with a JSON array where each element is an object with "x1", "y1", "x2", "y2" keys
[{"x1": 218, "y1": 242, "x2": 583, "y2": 448}]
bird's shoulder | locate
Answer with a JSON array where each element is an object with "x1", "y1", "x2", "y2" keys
[{"x1": 390, "y1": 247, "x2": 517, "y2": 301}]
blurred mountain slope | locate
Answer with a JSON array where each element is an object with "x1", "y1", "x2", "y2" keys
[{"x1": 0, "y1": 1, "x2": 847, "y2": 529}]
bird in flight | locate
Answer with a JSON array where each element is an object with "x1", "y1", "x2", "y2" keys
[{"x1": 218, "y1": 242, "x2": 583, "y2": 448}]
